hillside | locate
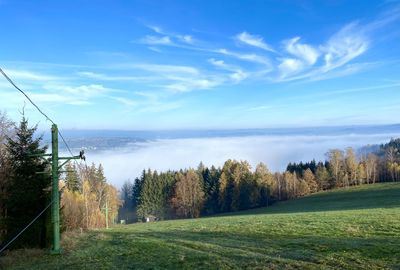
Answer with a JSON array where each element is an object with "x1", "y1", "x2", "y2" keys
[{"x1": 2, "y1": 183, "x2": 400, "y2": 269}]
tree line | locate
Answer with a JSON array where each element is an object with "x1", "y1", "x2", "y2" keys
[
  {"x1": 120, "y1": 139, "x2": 400, "y2": 222},
  {"x1": 0, "y1": 112, "x2": 120, "y2": 249}
]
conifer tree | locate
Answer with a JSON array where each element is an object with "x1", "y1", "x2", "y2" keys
[
  {"x1": 5, "y1": 116, "x2": 51, "y2": 248},
  {"x1": 64, "y1": 163, "x2": 80, "y2": 192}
]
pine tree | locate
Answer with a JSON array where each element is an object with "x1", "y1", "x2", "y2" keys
[
  {"x1": 201, "y1": 166, "x2": 220, "y2": 215},
  {"x1": 137, "y1": 169, "x2": 170, "y2": 220},
  {"x1": 64, "y1": 163, "x2": 80, "y2": 192},
  {"x1": 5, "y1": 116, "x2": 51, "y2": 248}
]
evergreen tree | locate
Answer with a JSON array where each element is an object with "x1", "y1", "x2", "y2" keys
[
  {"x1": 5, "y1": 116, "x2": 51, "y2": 248},
  {"x1": 132, "y1": 175, "x2": 144, "y2": 207},
  {"x1": 201, "y1": 166, "x2": 220, "y2": 215},
  {"x1": 64, "y1": 163, "x2": 80, "y2": 192},
  {"x1": 219, "y1": 160, "x2": 236, "y2": 212},
  {"x1": 137, "y1": 169, "x2": 170, "y2": 220}
]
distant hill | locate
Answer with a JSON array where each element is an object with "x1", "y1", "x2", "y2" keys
[{"x1": 39, "y1": 123, "x2": 400, "y2": 151}]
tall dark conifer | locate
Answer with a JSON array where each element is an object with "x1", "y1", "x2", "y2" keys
[{"x1": 5, "y1": 116, "x2": 51, "y2": 248}]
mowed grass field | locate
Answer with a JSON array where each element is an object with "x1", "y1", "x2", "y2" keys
[{"x1": 2, "y1": 183, "x2": 400, "y2": 269}]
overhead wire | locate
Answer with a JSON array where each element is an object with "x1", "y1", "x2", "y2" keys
[
  {"x1": 0, "y1": 67, "x2": 81, "y2": 166},
  {"x1": 0, "y1": 67, "x2": 83, "y2": 252}
]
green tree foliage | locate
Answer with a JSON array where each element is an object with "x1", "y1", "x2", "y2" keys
[
  {"x1": 132, "y1": 174, "x2": 144, "y2": 207},
  {"x1": 200, "y1": 165, "x2": 220, "y2": 215},
  {"x1": 129, "y1": 138, "x2": 400, "y2": 222},
  {"x1": 5, "y1": 116, "x2": 51, "y2": 248},
  {"x1": 219, "y1": 160, "x2": 258, "y2": 211},
  {"x1": 117, "y1": 180, "x2": 134, "y2": 223},
  {"x1": 64, "y1": 163, "x2": 80, "y2": 192},
  {"x1": 0, "y1": 111, "x2": 14, "y2": 242},
  {"x1": 137, "y1": 170, "x2": 174, "y2": 220}
]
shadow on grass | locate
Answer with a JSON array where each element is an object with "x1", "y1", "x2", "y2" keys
[{"x1": 99, "y1": 227, "x2": 400, "y2": 269}]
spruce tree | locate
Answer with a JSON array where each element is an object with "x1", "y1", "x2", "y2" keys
[
  {"x1": 5, "y1": 116, "x2": 51, "y2": 248},
  {"x1": 64, "y1": 163, "x2": 80, "y2": 192}
]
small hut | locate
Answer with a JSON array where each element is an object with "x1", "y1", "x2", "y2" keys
[{"x1": 145, "y1": 215, "x2": 157, "y2": 222}]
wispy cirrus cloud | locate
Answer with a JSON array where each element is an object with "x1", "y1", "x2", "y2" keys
[
  {"x1": 5, "y1": 69, "x2": 61, "y2": 81},
  {"x1": 236, "y1": 31, "x2": 275, "y2": 52},
  {"x1": 77, "y1": 71, "x2": 155, "y2": 82},
  {"x1": 208, "y1": 58, "x2": 248, "y2": 82},
  {"x1": 140, "y1": 35, "x2": 173, "y2": 45},
  {"x1": 320, "y1": 23, "x2": 368, "y2": 72},
  {"x1": 285, "y1": 37, "x2": 319, "y2": 65},
  {"x1": 134, "y1": 63, "x2": 199, "y2": 75},
  {"x1": 215, "y1": 48, "x2": 271, "y2": 66},
  {"x1": 135, "y1": 6, "x2": 399, "y2": 86}
]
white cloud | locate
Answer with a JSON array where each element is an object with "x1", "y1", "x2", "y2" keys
[
  {"x1": 77, "y1": 71, "x2": 153, "y2": 82},
  {"x1": 179, "y1": 35, "x2": 193, "y2": 44},
  {"x1": 236, "y1": 32, "x2": 275, "y2": 52},
  {"x1": 216, "y1": 48, "x2": 271, "y2": 66},
  {"x1": 140, "y1": 35, "x2": 172, "y2": 45},
  {"x1": 111, "y1": 96, "x2": 137, "y2": 106},
  {"x1": 208, "y1": 58, "x2": 228, "y2": 68},
  {"x1": 208, "y1": 58, "x2": 248, "y2": 82},
  {"x1": 4, "y1": 69, "x2": 60, "y2": 81},
  {"x1": 230, "y1": 70, "x2": 248, "y2": 82},
  {"x1": 135, "y1": 64, "x2": 199, "y2": 75},
  {"x1": 144, "y1": 24, "x2": 195, "y2": 46},
  {"x1": 278, "y1": 58, "x2": 304, "y2": 78},
  {"x1": 148, "y1": 25, "x2": 164, "y2": 34},
  {"x1": 285, "y1": 37, "x2": 319, "y2": 65},
  {"x1": 166, "y1": 78, "x2": 220, "y2": 93},
  {"x1": 148, "y1": 46, "x2": 162, "y2": 53},
  {"x1": 45, "y1": 84, "x2": 110, "y2": 98},
  {"x1": 320, "y1": 23, "x2": 368, "y2": 72}
]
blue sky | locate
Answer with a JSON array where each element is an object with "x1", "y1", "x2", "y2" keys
[{"x1": 0, "y1": 0, "x2": 400, "y2": 130}]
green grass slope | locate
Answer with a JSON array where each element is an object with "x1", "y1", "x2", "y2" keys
[{"x1": 2, "y1": 183, "x2": 400, "y2": 270}]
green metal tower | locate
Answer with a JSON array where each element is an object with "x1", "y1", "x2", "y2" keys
[
  {"x1": 49, "y1": 124, "x2": 85, "y2": 254},
  {"x1": 51, "y1": 124, "x2": 60, "y2": 254}
]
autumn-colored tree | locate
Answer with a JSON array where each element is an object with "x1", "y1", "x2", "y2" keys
[
  {"x1": 61, "y1": 162, "x2": 120, "y2": 230},
  {"x1": 303, "y1": 168, "x2": 318, "y2": 193},
  {"x1": 254, "y1": 163, "x2": 273, "y2": 206},
  {"x1": 315, "y1": 165, "x2": 330, "y2": 190},
  {"x1": 327, "y1": 149, "x2": 344, "y2": 187},
  {"x1": 345, "y1": 147, "x2": 358, "y2": 186},
  {"x1": 171, "y1": 169, "x2": 204, "y2": 218},
  {"x1": 365, "y1": 153, "x2": 378, "y2": 184}
]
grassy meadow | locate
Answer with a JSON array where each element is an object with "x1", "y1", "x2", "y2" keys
[{"x1": 2, "y1": 182, "x2": 400, "y2": 269}]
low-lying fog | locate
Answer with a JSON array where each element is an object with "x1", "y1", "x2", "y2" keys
[{"x1": 79, "y1": 132, "x2": 400, "y2": 188}]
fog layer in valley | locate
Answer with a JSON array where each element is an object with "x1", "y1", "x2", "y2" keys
[{"x1": 79, "y1": 133, "x2": 400, "y2": 187}]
